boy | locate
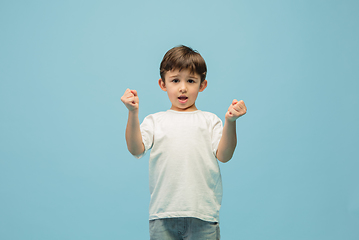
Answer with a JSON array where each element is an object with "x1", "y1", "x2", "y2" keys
[{"x1": 121, "y1": 45, "x2": 247, "y2": 240}]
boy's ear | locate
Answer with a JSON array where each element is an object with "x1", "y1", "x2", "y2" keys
[
  {"x1": 158, "y1": 79, "x2": 167, "y2": 91},
  {"x1": 199, "y1": 79, "x2": 208, "y2": 92}
]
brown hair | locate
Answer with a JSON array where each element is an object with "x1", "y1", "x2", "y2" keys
[{"x1": 160, "y1": 45, "x2": 207, "y2": 83}]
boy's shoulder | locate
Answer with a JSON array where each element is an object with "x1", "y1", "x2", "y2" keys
[
  {"x1": 199, "y1": 111, "x2": 223, "y2": 125},
  {"x1": 141, "y1": 111, "x2": 167, "y2": 123},
  {"x1": 144, "y1": 110, "x2": 167, "y2": 119},
  {"x1": 197, "y1": 110, "x2": 219, "y2": 118}
]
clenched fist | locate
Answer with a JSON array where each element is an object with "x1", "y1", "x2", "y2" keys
[
  {"x1": 121, "y1": 88, "x2": 139, "y2": 112},
  {"x1": 225, "y1": 99, "x2": 247, "y2": 122}
]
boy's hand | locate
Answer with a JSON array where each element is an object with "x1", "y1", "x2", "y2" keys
[
  {"x1": 121, "y1": 88, "x2": 139, "y2": 112},
  {"x1": 225, "y1": 99, "x2": 247, "y2": 122}
]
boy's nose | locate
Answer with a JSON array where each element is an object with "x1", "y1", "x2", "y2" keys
[{"x1": 179, "y1": 83, "x2": 187, "y2": 92}]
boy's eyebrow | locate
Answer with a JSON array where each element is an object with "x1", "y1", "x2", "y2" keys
[
  {"x1": 188, "y1": 75, "x2": 199, "y2": 79},
  {"x1": 168, "y1": 74, "x2": 179, "y2": 78}
]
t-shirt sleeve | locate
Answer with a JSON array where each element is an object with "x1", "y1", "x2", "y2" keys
[
  {"x1": 133, "y1": 115, "x2": 154, "y2": 159},
  {"x1": 211, "y1": 115, "x2": 223, "y2": 158}
]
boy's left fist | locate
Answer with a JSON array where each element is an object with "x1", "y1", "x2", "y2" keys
[{"x1": 225, "y1": 99, "x2": 247, "y2": 122}]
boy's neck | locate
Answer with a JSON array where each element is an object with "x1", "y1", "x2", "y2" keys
[{"x1": 170, "y1": 104, "x2": 198, "y2": 112}]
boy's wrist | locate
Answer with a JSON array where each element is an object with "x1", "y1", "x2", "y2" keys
[
  {"x1": 225, "y1": 117, "x2": 237, "y2": 124},
  {"x1": 224, "y1": 113, "x2": 239, "y2": 123},
  {"x1": 128, "y1": 109, "x2": 139, "y2": 115}
]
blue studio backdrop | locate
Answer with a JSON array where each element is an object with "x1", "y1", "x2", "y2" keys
[{"x1": 1, "y1": 0, "x2": 358, "y2": 239}]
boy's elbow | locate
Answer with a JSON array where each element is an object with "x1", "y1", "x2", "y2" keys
[
  {"x1": 216, "y1": 151, "x2": 233, "y2": 163},
  {"x1": 129, "y1": 149, "x2": 142, "y2": 156},
  {"x1": 217, "y1": 156, "x2": 232, "y2": 163},
  {"x1": 127, "y1": 143, "x2": 145, "y2": 156}
]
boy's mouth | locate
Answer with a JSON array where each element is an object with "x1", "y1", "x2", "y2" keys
[{"x1": 178, "y1": 95, "x2": 188, "y2": 103}]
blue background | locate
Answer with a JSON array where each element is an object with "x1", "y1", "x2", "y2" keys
[{"x1": 1, "y1": 0, "x2": 358, "y2": 239}]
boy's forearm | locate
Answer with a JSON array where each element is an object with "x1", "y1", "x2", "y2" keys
[
  {"x1": 125, "y1": 110, "x2": 145, "y2": 156},
  {"x1": 217, "y1": 119, "x2": 237, "y2": 163}
]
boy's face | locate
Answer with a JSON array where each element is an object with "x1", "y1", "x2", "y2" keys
[{"x1": 159, "y1": 69, "x2": 207, "y2": 112}]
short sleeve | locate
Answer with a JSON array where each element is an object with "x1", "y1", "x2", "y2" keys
[
  {"x1": 133, "y1": 115, "x2": 154, "y2": 159},
  {"x1": 211, "y1": 115, "x2": 223, "y2": 158}
]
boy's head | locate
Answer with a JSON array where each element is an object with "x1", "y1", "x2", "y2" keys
[
  {"x1": 158, "y1": 45, "x2": 208, "y2": 112},
  {"x1": 160, "y1": 45, "x2": 207, "y2": 83}
]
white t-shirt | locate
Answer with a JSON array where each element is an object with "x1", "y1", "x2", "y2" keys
[{"x1": 135, "y1": 110, "x2": 223, "y2": 223}]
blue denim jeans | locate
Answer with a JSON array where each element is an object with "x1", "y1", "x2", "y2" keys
[{"x1": 149, "y1": 217, "x2": 220, "y2": 240}]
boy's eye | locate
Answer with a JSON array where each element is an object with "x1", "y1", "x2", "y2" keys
[
  {"x1": 172, "y1": 79, "x2": 179, "y2": 83},
  {"x1": 188, "y1": 79, "x2": 195, "y2": 83}
]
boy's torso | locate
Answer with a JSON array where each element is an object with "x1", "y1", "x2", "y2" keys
[{"x1": 140, "y1": 110, "x2": 223, "y2": 222}]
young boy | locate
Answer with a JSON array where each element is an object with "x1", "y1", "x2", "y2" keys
[{"x1": 121, "y1": 45, "x2": 247, "y2": 240}]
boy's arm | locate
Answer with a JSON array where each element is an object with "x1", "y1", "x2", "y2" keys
[
  {"x1": 216, "y1": 99, "x2": 247, "y2": 163},
  {"x1": 121, "y1": 89, "x2": 145, "y2": 156}
]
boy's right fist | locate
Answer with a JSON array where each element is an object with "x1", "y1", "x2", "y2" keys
[{"x1": 121, "y1": 88, "x2": 139, "y2": 112}]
